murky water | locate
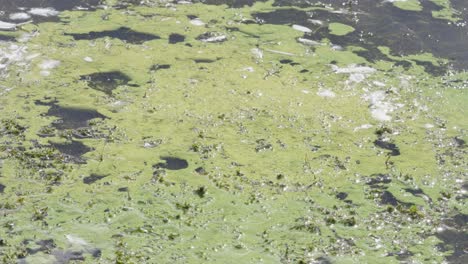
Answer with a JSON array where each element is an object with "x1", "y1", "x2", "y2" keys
[{"x1": 0, "y1": 0, "x2": 467, "y2": 263}]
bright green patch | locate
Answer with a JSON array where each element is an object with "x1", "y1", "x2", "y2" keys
[
  {"x1": 328, "y1": 22, "x2": 355, "y2": 36},
  {"x1": 392, "y1": 0, "x2": 423, "y2": 11}
]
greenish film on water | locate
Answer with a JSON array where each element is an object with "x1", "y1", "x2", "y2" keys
[{"x1": 0, "y1": 0, "x2": 466, "y2": 263}]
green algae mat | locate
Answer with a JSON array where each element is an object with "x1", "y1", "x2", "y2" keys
[{"x1": 0, "y1": 0, "x2": 467, "y2": 263}]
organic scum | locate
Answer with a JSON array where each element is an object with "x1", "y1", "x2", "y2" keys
[{"x1": 0, "y1": 0, "x2": 466, "y2": 263}]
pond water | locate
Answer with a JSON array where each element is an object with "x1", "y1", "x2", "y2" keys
[{"x1": 0, "y1": 0, "x2": 466, "y2": 263}]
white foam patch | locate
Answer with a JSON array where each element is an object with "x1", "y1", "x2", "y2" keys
[
  {"x1": 190, "y1": 18, "x2": 205, "y2": 26},
  {"x1": 66, "y1": 234, "x2": 88, "y2": 247},
  {"x1": 0, "y1": 43, "x2": 31, "y2": 77},
  {"x1": 332, "y1": 64, "x2": 376, "y2": 83},
  {"x1": 332, "y1": 64, "x2": 376, "y2": 74},
  {"x1": 84, "y1": 56, "x2": 93, "y2": 62},
  {"x1": 251, "y1": 48, "x2": 263, "y2": 60},
  {"x1": 354, "y1": 124, "x2": 373, "y2": 131},
  {"x1": 40, "y1": 70, "x2": 51, "y2": 76},
  {"x1": 28, "y1": 7, "x2": 59, "y2": 17},
  {"x1": 0, "y1": 21, "x2": 17, "y2": 31},
  {"x1": 9, "y1": 13, "x2": 31, "y2": 21},
  {"x1": 317, "y1": 89, "x2": 336, "y2": 98},
  {"x1": 364, "y1": 90, "x2": 398, "y2": 122},
  {"x1": 39, "y1": 59, "x2": 60, "y2": 70}
]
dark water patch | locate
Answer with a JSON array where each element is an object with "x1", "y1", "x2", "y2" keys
[
  {"x1": 169, "y1": 33, "x2": 185, "y2": 44},
  {"x1": 187, "y1": 15, "x2": 198, "y2": 20},
  {"x1": 0, "y1": 34, "x2": 16, "y2": 42},
  {"x1": 0, "y1": 0, "x2": 103, "y2": 12},
  {"x1": 83, "y1": 174, "x2": 107, "y2": 184},
  {"x1": 194, "y1": 186, "x2": 207, "y2": 198},
  {"x1": 80, "y1": 71, "x2": 136, "y2": 95},
  {"x1": 195, "y1": 166, "x2": 208, "y2": 175},
  {"x1": 313, "y1": 256, "x2": 332, "y2": 264},
  {"x1": 374, "y1": 139, "x2": 400, "y2": 156},
  {"x1": 225, "y1": 26, "x2": 240, "y2": 32},
  {"x1": 194, "y1": 58, "x2": 218, "y2": 63},
  {"x1": 380, "y1": 190, "x2": 399, "y2": 206},
  {"x1": 393, "y1": 60, "x2": 413, "y2": 70},
  {"x1": 413, "y1": 59, "x2": 447, "y2": 76},
  {"x1": 299, "y1": 69, "x2": 309, "y2": 73},
  {"x1": 65, "y1": 27, "x2": 160, "y2": 45},
  {"x1": 452, "y1": 137, "x2": 466, "y2": 148},
  {"x1": 50, "y1": 140, "x2": 92, "y2": 163},
  {"x1": 149, "y1": 64, "x2": 171, "y2": 72},
  {"x1": 436, "y1": 214, "x2": 468, "y2": 264},
  {"x1": 25, "y1": 239, "x2": 56, "y2": 255},
  {"x1": 89, "y1": 248, "x2": 101, "y2": 258},
  {"x1": 366, "y1": 173, "x2": 392, "y2": 187},
  {"x1": 118, "y1": 187, "x2": 129, "y2": 192},
  {"x1": 385, "y1": 250, "x2": 413, "y2": 261},
  {"x1": 279, "y1": 59, "x2": 300, "y2": 66},
  {"x1": 0, "y1": 0, "x2": 103, "y2": 24},
  {"x1": 53, "y1": 249, "x2": 85, "y2": 262},
  {"x1": 253, "y1": 0, "x2": 468, "y2": 72},
  {"x1": 192, "y1": 0, "x2": 267, "y2": 8},
  {"x1": 154, "y1": 157, "x2": 188, "y2": 170},
  {"x1": 335, "y1": 192, "x2": 348, "y2": 200},
  {"x1": 255, "y1": 139, "x2": 273, "y2": 152},
  {"x1": 112, "y1": 0, "x2": 141, "y2": 9},
  {"x1": 404, "y1": 188, "x2": 424, "y2": 195},
  {"x1": 36, "y1": 100, "x2": 107, "y2": 130},
  {"x1": 0, "y1": 183, "x2": 5, "y2": 193}
]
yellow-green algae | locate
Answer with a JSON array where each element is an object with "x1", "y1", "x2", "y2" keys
[
  {"x1": 0, "y1": 1, "x2": 466, "y2": 263},
  {"x1": 391, "y1": 0, "x2": 423, "y2": 12},
  {"x1": 328, "y1": 23, "x2": 355, "y2": 36}
]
